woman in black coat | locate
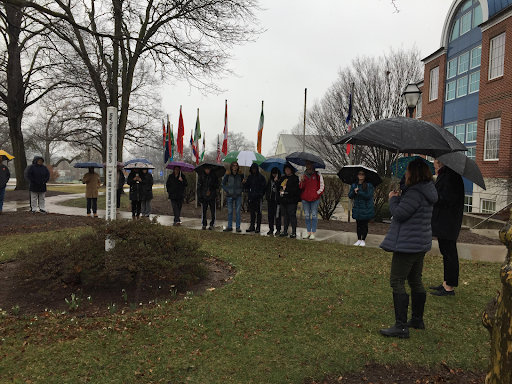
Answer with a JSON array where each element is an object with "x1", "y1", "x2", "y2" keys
[
  {"x1": 166, "y1": 166, "x2": 188, "y2": 225},
  {"x1": 141, "y1": 169, "x2": 153, "y2": 217},
  {"x1": 197, "y1": 165, "x2": 219, "y2": 230},
  {"x1": 265, "y1": 167, "x2": 282, "y2": 236},
  {"x1": 429, "y1": 160, "x2": 465, "y2": 297},
  {"x1": 278, "y1": 163, "x2": 300, "y2": 238},
  {"x1": 127, "y1": 169, "x2": 144, "y2": 218}
]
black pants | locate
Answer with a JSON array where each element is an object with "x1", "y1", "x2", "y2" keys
[
  {"x1": 201, "y1": 200, "x2": 216, "y2": 227},
  {"x1": 116, "y1": 189, "x2": 123, "y2": 209},
  {"x1": 131, "y1": 200, "x2": 141, "y2": 217},
  {"x1": 268, "y1": 200, "x2": 281, "y2": 232},
  {"x1": 248, "y1": 199, "x2": 263, "y2": 228},
  {"x1": 390, "y1": 251, "x2": 426, "y2": 294},
  {"x1": 356, "y1": 220, "x2": 369, "y2": 240},
  {"x1": 281, "y1": 203, "x2": 297, "y2": 234},
  {"x1": 86, "y1": 198, "x2": 97, "y2": 214},
  {"x1": 438, "y1": 238, "x2": 459, "y2": 287},
  {"x1": 171, "y1": 199, "x2": 183, "y2": 223}
]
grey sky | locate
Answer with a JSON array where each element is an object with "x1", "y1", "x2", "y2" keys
[{"x1": 161, "y1": 0, "x2": 449, "y2": 156}]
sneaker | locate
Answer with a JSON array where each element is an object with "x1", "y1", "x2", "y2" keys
[
  {"x1": 359, "y1": 240, "x2": 366, "y2": 246},
  {"x1": 303, "y1": 233, "x2": 310, "y2": 239},
  {"x1": 255, "y1": 227, "x2": 260, "y2": 234},
  {"x1": 309, "y1": 234, "x2": 315, "y2": 240},
  {"x1": 430, "y1": 287, "x2": 455, "y2": 296},
  {"x1": 40, "y1": 210, "x2": 47, "y2": 214},
  {"x1": 246, "y1": 227, "x2": 255, "y2": 233},
  {"x1": 279, "y1": 232, "x2": 288, "y2": 237},
  {"x1": 87, "y1": 213, "x2": 91, "y2": 217},
  {"x1": 173, "y1": 223, "x2": 179, "y2": 226},
  {"x1": 236, "y1": 228, "x2": 242, "y2": 233},
  {"x1": 267, "y1": 230, "x2": 274, "y2": 236},
  {"x1": 202, "y1": 226, "x2": 207, "y2": 230},
  {"x1": 290, "y1": 233, "x2": 296, "y2": 239},
  {"x1": 223, "y1": 228, "x2": 233, "y2": 232},
  {"x1": 208, "y1": 226, "x2": 214, "y2": 230},
  {"x1": 354, "y1": 240, "x2": 362, "y2": 246},
  {"x1": 94, "y1": 213, "x2": 98, "y2": 218}
]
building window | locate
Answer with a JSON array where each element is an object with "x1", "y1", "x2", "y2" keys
[
  {"x1": 445, "y1": 126, "x2": 454, "y2": 135},
  {"x1": 458, "y1": 52, "x2": 470, "y2": 74},
  {"x1": 473, "y1": 4, "x2": 483, "y2": 27},
  {"x1": 489, "y1": 33, "x2": 506, "y2": 80},
  {"x1": 461, "y1": 11, "x2": 472, "y2": 35},
  {"x1": 484, "y1": 118, "x2": 501, "y2": 160},
  {"x1": 450, "y1": 19, "x2": 460, "y2": 42},
  {"x1": 481, "y1": 199, "x2": 496, "y2": 214},
  {"x1": 446, "y1": 81, "x2": 456, "y2": 101},
  {"x1": 464, "y1": 195, "x2": 473, "y2": 213},
  {"x1": 455, "y1": 124, "x2": 465, "y2": 142},
  {"x1": 466, "y1": 122, "x2": 477, "y2": 142},
  {"x1": 462, "y1": 0, "x2": 472, "y2": 12},
  {"x1": 470, "y1": 46, "x2": 481, "y2": 68},
  {"x1": 466, "y1": 146, "x2": 476, "y2": 160},
  {"x1": 457, "y1": 77, "x2": 468, "y2": 97},
  {"x1": 416, "y1": 93, "x2": 422, "y2": 118},
  {"x1": 469, "y1": 71, "x2": 480, "y2": 93},
  {"x1": 429, "y1": 67, "x2": 439, "y2": 101},
  {"x1": 447, "y1": 58, "x2": 457, "y2": 79}
]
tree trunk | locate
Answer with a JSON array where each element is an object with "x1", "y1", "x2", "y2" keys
[{"x1": 482, "y1": 217, "x2": 512, "y2": 383}]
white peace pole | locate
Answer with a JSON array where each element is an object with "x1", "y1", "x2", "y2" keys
[{"x1": 105, "y1": 106, "x2": 118, "y2": 251}]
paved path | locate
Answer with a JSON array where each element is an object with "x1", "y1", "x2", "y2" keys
[{"x1": 3, "y1": 193, "x2": 506, "y2": 263}]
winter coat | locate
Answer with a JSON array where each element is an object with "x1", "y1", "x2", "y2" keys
[
  {"x1": 348, "y1": 182, "x2": 375, "y2": 221},
  {"x1": 142, "y1": 172, "x2": 154, "y2": 200},
  {"x1": 244, "y1": 166, "x2": 266, "y2": 202},
  {"x1": 265, "y1": 171, "x2": 282, "y2": 203},
  {"x1": 278, "y1": 174, "x2": 301, "y2": 205},
  {"x1": 27, "y1": 156, "x2": 50, "y2": 193},
  {"x1": 166, "y1": 172, "x2": 188, "y2": 200},
  {"x1": 82, "y1": 172, "x2": 101, "y2": 198},
  {"x1": 221, "y1": 170, "x2": 244, "y2": 198},
  {"x1": 431, "y1": 166, "x2": 465, "y2": 241},
  {"x1": 117, "y1": 170, "x2": 126, "y2": 192},
  {"x1": 0, "y1": 163, "x2": 10, "y2": 189},
  {"x1": 299, "y1": 171, "x2": 325, "y2": 202},
  {"x1": 197, "y1": 172, "x2": 219, "y2": 203},
  {"x1": 380, "y1": 181, "x2": 438, "y2": 254},
  {"x1": 127, "y1": 170, "x2": 145, "y2": 201}
]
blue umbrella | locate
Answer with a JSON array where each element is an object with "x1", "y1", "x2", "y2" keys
[
  {"x1": 260, "y1": 158, "x2": 297, "y2": 173},
  {"x1": 391, "y1": 156, "x2": 435, "y2": 179},
  {"x1": 74, "y1": 162, "x2": 104, "y2": 168},
  {"x1": 124, "y1": 158, "x2": 152, "y2": 166}
]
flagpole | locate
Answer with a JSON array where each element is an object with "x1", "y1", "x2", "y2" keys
[
  {"x1": 303, "y1": 88, "x2": 307, "y2": 153},
  {"x1": 348, "y1": 82, "x2": 355, "y2": 223}
]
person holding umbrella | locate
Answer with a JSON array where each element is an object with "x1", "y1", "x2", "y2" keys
[
  {"x1": 0, "y1": 154, "x2": 10, "y2": 214},
  {"x1": 197, "y1": 164, "x2": 219, "y2": 230},
  {"x1": 27, "y1": 156, "x2": 50, "y2": 214},
  {"x1": 348, "y1": 170, "x2": 375, "y2": 246},
  {"x1": 429, "y1": 159, "x2": 465, "y2": 297},
  {"x1": 279, "y1": 163, "x2": 300, "y2": 238},
  {"x1": 141, "y1": 168, "x2": 153, "y2": 218},
  {"x1": 166, "y1": 165, "x2": 188, "y2": 225},
  {"x1": 117, "y1": 166, "x2": 126, "y2": 209},
  {"x1": 221, "y1": 161, "x2": 244, "y2": 232},
  {"x1": 127, "y1": 168, "x2": 145, "y2": 219},
  {"x1": 299, "y1": 160, "x2": 324, "y2": 240},
  {"x1": 82, "y1": 167, "x2": 101, "y2": 217},
  {"x1": 243, "y1": 163, "x2": 266, "y2": 233},
  {"x1": 265, "y1": 167, "x2": 282, "y2": 236}
]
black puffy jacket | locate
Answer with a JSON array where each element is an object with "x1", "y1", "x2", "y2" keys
[
  {"x1": 166, "y1": 172, "x2": 188, "y2": 200},
  {"x1": 127, "y1": 170, "x2": 145, "y2": 201},
  {"x1": 0, "y1": 163, "x2": 10, "y2": 189},
  {"x1": 278, "y1": 174, "x2": 300, "y2": 204},
  {"x1": 244, "y1": 164, "x2": 266, "y2": 201},
  {"x1": 197, "y1": 173, "x2": 219, "y2": 202},
  {"x1": 141, "y1": 172, "x2": 153, "y2": 200},
  {"x1": 27, "y1": 156, "x2": 50, "y2": 192}
]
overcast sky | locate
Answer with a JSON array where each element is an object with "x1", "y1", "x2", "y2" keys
[{"x1": 161, "y1": 0, "x2": 450, "y2": 157}]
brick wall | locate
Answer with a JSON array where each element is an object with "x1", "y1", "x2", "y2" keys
[{"x1": 420, "y1": 54, "x2": 446, "y2": 127}]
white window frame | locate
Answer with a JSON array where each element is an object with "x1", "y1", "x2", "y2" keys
[
  {"x1": 445, "y1": 126, "x2": 454, "y2": 135},
  {"x1": 416, "y1": 93, "x2": 422, "y2": 118},
  {"x1": 464, "y1": 195, "x2": 473, "y2": 213},
  {"x1": 447, "y1": 58, "x2": 458, "y2": 79},
  {"x1": 457, "y1": 77, "x2": 468, "y2": 98},
  {"x1": 489, "y1": 33, "x2": 506, "y2": 80},
  {"x1": 470, "y1": 46, "x2": 482, "y2": 69},
  {"x1": 466, "y1": 122, "x2": 477, "y2": 142},
  {"x1": 460, "y1": 11, "x2": 472, "y2": 35},
  {"x1": 469, "y1": 71, "x2": 480, "y2": 93},
  {"x1": 458, "y1": 52, "x2": 470, "y2": 74},
  {"x1": 481, "y1": 199, "x2": 496, "y2": 214},
  {"x1": 455, "y1": 123, "x2": 465, "y2": 142},
  {"x1": 429, "y1": 67, "x2": 439, "y2": 101},
  {"x1": 484, "y1": 118, "x2": 501, "y2": 161},
  {"x1": 446, "y1": 81, "x2": 456, "y2": 101},
  {"x1": 466, "y1": 146, "x2": 476, "y2": 160}
]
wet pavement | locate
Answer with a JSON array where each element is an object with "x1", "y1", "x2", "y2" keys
[{"x1": 2, "y1": 194, "x2": 506, "y2": 263}]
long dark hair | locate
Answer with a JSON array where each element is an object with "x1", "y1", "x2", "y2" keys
[
  {"x1": 406, "y1": 158, "x2": 433, "y2": 185},
  {"x1": 357, "y1": 171, "x2": 368, "y2": 191}
]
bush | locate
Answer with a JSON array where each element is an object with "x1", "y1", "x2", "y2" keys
[
  {"x1": 373, "y1": 177, "x2": 392, "y2": 220},
  {"x1": 318, "y1": 176, "x2": 345, "y2": 220},
  {"x1": 16, "y1": 219, "x2": 208, "y2": 293}
]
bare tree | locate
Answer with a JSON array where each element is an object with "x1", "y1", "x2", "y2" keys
[{"x1": 228, "y1": 131, "x2": 256, "y2": 152}]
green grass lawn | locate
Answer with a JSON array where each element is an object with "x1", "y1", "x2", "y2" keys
[{"x1": 0, "y1": 228, "x2": 499, "y2": 383}]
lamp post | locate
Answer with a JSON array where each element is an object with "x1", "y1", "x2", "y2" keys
[{"x1": 402, "y1": 83, "x2": 421, "y2": 118}]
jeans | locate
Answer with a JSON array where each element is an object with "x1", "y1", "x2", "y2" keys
[
  {"x1": 281, "y1": 203, "x2": 297, "y2": 234},
  {"x1": 390, "y1": 251, "x2": 426, "y2": 294},
  {"x1": 141, "y1": 200, "x2": 151, "y2": 216},
  {"x1": 356, "y1": 220, "x2": 369, "y2": 240},
  {"x1": 0, "y1": 187, "x2": 5, "y2": 211},
  {"x1": 438, "y1": 238, "x2": 459, "y2": 287},
  {"x1": 248, "y1": 198, "x2": 263, "y2": 229},
  {"x1": 201, "y1": 200, "x2": 216, "y2": 227},
  {"x1": 227, "y1": 196, "x2": 241, "y2": 229},
  {"x1": 171, "y1": 199, "x2": 183, "y2": 223},
  {"x1": 267, "y1": 200, "x2": 281, "y2": 232},
  {"x1": 86, "y1": 198, "x2": 98, "y2": 214},
  {"x1": 30, "y1": 191, "x2": 45, "y2": 212},
  {"x1": 302, "y1": 199, "x2": 320, "y2": 232}
]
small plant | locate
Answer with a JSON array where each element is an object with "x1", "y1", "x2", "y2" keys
[
  {"x1": 130, "y1": 303, "x2": 137, "y2": 311},
  {"x1": 122, "y1": 289, "x2": 128, "y2": 302},
  {"x1": 108, "y1": 302, "x2": 117, "y2": 314},
  {"x1": 11, "y1": 305, "x2": 20, "y2": 315},
  {"x1": 64, "y1": 293, "x2": 81, "y2": 311}
]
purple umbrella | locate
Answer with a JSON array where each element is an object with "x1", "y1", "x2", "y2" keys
[{"x1": 165, "y1": 161, "x2": 195, "y2": 172}]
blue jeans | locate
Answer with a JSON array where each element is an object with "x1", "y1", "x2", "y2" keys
[
  {"x1": 227, "y1": 196, "x2": 242, "y2": 229},
  {"x1": 302, "y1": 199, "x2": 320, "y2": 232},
  {"x1": 0, "y1": 187, "x2": 5, "y2": 211}
]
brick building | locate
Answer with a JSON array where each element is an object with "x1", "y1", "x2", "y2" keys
[{"x1": 419, "y1": 0, "x2": 512, "y2": 213}]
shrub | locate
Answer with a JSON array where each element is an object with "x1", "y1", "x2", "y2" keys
[
  {"x1": 373, "y1": 177, "x2": 392, "y2": 219},
  {"x1": 318, "y1": 176, "x2": 345, "y2": 220},
  {"x1": 16, "y1": 219, "x2": 208, "y2": 293}
]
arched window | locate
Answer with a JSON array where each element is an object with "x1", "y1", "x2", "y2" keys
[{"x1": 449, "y1": 0, "x2": 482, "y2": 42}]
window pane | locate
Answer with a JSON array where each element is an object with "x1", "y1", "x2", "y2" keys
[
  {"x1": 464, "y1": 195, "x2": 473, "y2": 213},
  {"x1": 447, "y1": 59, "x2": 457, "y2": 78},
  {"x1": 445, "y1": 126, "x2": 454, "y2": 134},
  {"x1": 446, "y1": 81, "x2": 456, "y2": 100},
  {"x1": 471, "y1": 46, "x2": 481, "y2": 68},
  {"x1": 461, "y1": 11, "x2": 472, "y2": 35},
  {"x1": 469, "y1": 71, "x2": 480, "y2": 93},
  {"x1": 481, "y1": 200, "x2": 496, "y2": 214},
  {"x1": 466, "y1": 122, "x2": 477, "y2": 142},
  {"x1": 455, "y1": 124, "x2": 465, "y2": 142},
  {"x1": 462, "y1": 0, "x2": 472, "y2": 11},
  {"x1": 466, "y1": 146, "x2": 476, "y2": 160},
  {"x1": 459, "y1": 52, "x2": 469, "y2": 74},
  {"x1": 484, "y1": 118, "x2": 501, "y2": 160},
  {"x1": 429, "y1": 67, "x2": 439, "y2": 101},
  {"x1": 416, "y1": 94, "x2": 422, "y2": 118},
  {"x1": 457, "y1": 77, "x2": 468, "y2": 97},
  {"x1": 450, "y1": 19, "x2": 460, "y2": 41},
  {"x1": 490, "y1": 33, "x2": 506, "y2": 79},
  {"x1": 473, "y1": 4, "x2": 482, "y2": 27}
]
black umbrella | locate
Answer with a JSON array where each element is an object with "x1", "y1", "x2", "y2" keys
[
  {"x1": 436, "y1": 152, "x2": 486, "y2": 190},
  {"x1": 286, "y1": 152, "x2": 326, "y2": 169},
  {"x1": 337, "y1": 165, "x2": 383, "y2": 187},
  {"x1": 74, "y1": 162, "x2": 104, "y2": 168},
  {"x1": 335, "y1": 116, "x2": 467, "y2": 158},
  {"x1": 194, "y1": 162, "x2": 226, "y2": 178}
]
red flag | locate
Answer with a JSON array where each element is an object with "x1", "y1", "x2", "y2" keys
[
  {"x1": 222, "y1": 100, "x2": 228, "y2": 155},
  {"x1": 177, "y1": 106, "x2": 184, "y2": 157}
]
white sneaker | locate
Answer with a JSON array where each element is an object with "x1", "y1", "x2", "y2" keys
[
  {"x1": 359, "y1": 240, "x2": 366, "y2": 247},
  {"x1": 309, "y1": 234, "x2": 315, "y2": 240},
  {"x1": 354, "y1": 240, "x2": 362, "y2": 246},
  {"x1": 303, "y1": 233, "x2": 310, "y2": 239}
]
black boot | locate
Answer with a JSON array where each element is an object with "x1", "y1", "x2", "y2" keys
[
  {"x1": 380, "y1": 292, "x2": 410, "y2": 339},
  {"x1": 255, "y1": 226, "x2": 260, "y2": 234},
  {"x1": 407, "y1": 291, "x2": 426, "y2": 329},
  {"x1": 246, "y1": 225, "x2": 255, "y2": 233}
]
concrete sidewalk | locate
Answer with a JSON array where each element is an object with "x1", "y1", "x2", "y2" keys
[{"x1": 3, "y1": 194, "x2": 506, "y2": 263}]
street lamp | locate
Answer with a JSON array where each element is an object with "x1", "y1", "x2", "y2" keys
[{"x1": 402, "y1": 83, "x2": 422, "y2": 118}]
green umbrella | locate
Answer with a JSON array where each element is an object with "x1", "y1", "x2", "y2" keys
[
  {"x1": 391, "y1": 156, "x2": 435, "y2": 179},
  {"x1": 222, "y1": 151, "x2": 266, "y2": 167}
]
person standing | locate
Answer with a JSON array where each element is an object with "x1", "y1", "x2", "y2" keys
[
  {"x1": 429, "y1": 159, "x2": 465, "y2": 297},
  {"x1": 27, "y1": 156, "x2": 50, "y2": 213},
  {"x1": 299, "y1": 160, "x2": 324, "y2": 240},
  {"x1": 82, "y1": 167, "x2": 101, "y2": 217},
  {"x1": 265, "y1": 167, "x2": 282, "y2": 236},
  {"x1": 116, "y1": 167, "x2": 126, "y2": 209},
  {"x1": 279, "y1": 163, "x2": 300, "y2": 238},
  {"x1": 348, "y1": 170, "x2": 375, "y2": 246},
  {"x1": 0, "y1": 155, "x2": 10, "y2": 214},
  {"x1": 141, "y1": 169, "x2": 154, "y2": 218},
  {"x1": 197, "y1": 164, "x2": 219, "y2": 230},
  {"x1": 244, "y1": 163, "x2": 267, "y2": 233},
  {"x1": 127, "y1": 169, "x2": 144, "y2": 219},
  {"x1": 166, "y1": 166, "x2": 188, "y2": 226},
  {"x1": 221, "y1": 161, "x2": 244, "y2": 232}
]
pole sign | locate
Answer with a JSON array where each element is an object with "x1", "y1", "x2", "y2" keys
[{"x1": 105, "y1": 106, "x2": 118, "y2": 250}]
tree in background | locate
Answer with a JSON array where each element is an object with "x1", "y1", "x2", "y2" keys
[
  {"x1": 318, "y1": 177, "x2": 344, "y2": 220},
  {"x1": 228, "y1": 131, "x2": 256, "y2": 152}
]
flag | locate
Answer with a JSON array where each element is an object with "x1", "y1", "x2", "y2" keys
[
  {"x1": 201, "y1": 134, "x2": 205, "y2": 162},
  {"x1": 222, "y1": 100, "x2": 228, "y2": 155},
  {"x1": 177, "y1": 106, "x2": 184, "y2": 157},
  {"x1": 190, "y1": 131, "x2": 197, "y2": 161},
  {"x1": 194, "y1": 109, "x2": 201, "y2": 165},
  {"x1": 170, "y1": 124, "x2": 175, "y2": 161},
  {"x1": 346, "y1": 92, "x2": 353, "y2": 155},
  {"x1": 257, "y1": 101, "x2": 264, "y2": 154},
  {"x1": 216, "y1": 135, "x2": 222, "y2": 164},
  {"x1": 166, "y1": 116, "x2": 171, "y2": 162},
  {"x1": 164, "y1": 119, "x2": 170, "y2": 163},
  {"x1": 162, "y1": 119, "x2": 166, "y2": 148}
]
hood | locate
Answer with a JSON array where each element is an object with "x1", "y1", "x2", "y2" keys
[
  {"x1": 32, "y1": 155, "x2": 44, "y2": 164},
  {"x1": 249, "y1": 163, "x2": 259, "y2": 174},
  {"x1": 270, "y1": 167, "x2": 281, "y2": 179},
  {"x1": 407, "y1": 181, "x2": 438, "y2": 205}
]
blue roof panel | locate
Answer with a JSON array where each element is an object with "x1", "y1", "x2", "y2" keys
[{"x1": 488, "y1": 0, "x2": 512, "y2": 17}]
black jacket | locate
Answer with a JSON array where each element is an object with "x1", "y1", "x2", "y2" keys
[
  {"x1": 127, "y1": 170, "x2": 145, "y2": 201},
  {"x1": 265, "y1": 170, "x2": 282, "y2": 203},
  {"x1": 0, "y1": 163, "x2": 10, "y2": 189},
  {"x1": 278, "y1": 174, "x2": 301, "y2": 205},
  {"x1": 27, "y1": 156, "x2": 50, "y2": 192},
  {"x1": 166, "y1": 172, "x2": 188, "y2": 200},
  {"x1": 141, "y1": 172, "x2": 153, "y2": 200},
  {"x1": 197, "y1": 173, "x2": 219, "y2": 202},
  {"x1": 244, "y1": 167, "x2": 266, "y2": 201},
  {"x1": 431, "y1": 166, "x2": 465, "y2": 241},
  {"x1": 117, "y1": 170, "x2": 126, "y2": 192}
]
